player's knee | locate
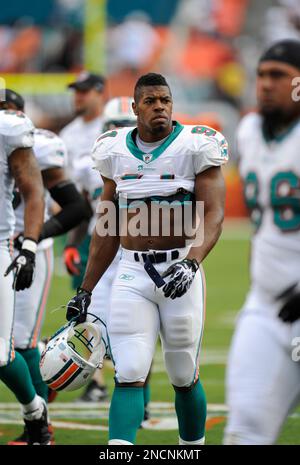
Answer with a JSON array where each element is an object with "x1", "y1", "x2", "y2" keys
[
  {"x1": 115, "y1": 353, "x2": 150, "y2": 383},
  {"x1": 116, "y1": 363, "x2": 147, "y2": 383},
  {"x1": 165, "y1": 350, "x2": 195, "y2": 387}
]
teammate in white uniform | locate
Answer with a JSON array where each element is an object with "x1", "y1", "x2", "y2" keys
[
  {"x1": 66, "y1": 73, "x2": 228, "y2": 445},
  {"x1": 68, "y1": 97, "x2": 137, "y2": 403},
  {"x1": 224, "y1": 40, "x2": 300, "y2": 445},
  {"x1": 60, "y1": 72, "x2": 106, "y2": 179},
  {"x1": 3, "y1": 90, "x2": 92, "y2": 445},
  {"x1": 61, "y1": 72, "x2": 106, "y2": 294},
  {"x1": 61, "y1": 72, "x2": 106, "y2": 401},
  {"x1": 0, "y1": 100, "x2": 52, "y2": 445}
]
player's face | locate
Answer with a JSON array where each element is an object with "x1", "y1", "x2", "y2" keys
[
  {"x1": 133, "y1": 86, "x2": 173, "y2": 137},
  {"x1": 73, "y1": 88, "x2": 104, "y2": 116},
  {"x1": 256, "y1": 61, "x2": 300, "y2": 116}
]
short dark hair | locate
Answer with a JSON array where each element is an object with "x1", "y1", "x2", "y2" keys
[{"x1": 134, "y1": 73, "x2": 171, "y2": 102}]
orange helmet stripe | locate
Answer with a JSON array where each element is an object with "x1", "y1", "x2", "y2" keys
[{"x1": 48, "y1": 362, "x2": 79, "y2": 390}]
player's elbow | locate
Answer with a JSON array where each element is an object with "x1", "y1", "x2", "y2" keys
[
  {"x1": 207, "y1": 205, "x2": 225, "y2": 229},
  {"x1": 50, "y1": 181, "x2": 93, "y2": 223}
]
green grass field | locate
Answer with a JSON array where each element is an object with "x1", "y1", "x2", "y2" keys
[{"x1": 1, "y1": 221, "x2": 299, "y2": 445}]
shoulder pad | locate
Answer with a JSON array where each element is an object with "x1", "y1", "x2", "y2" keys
[
  {"x1": 0, "y1": 110, "x2": 34, "y2": 136},
  {"x1": 92, "y1": 127, "x2": 129, "y2": 157},
  {"x1": 34, "y1": 128, "x2": 67, "y2": 168}
]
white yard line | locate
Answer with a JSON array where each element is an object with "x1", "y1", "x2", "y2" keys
[
  {"x1": 0, "y1": 402, "x2": 228, "y2": 412},
  {"x1": 0, "y1": 419, "x2": 108, "y2": 431},
  {"x1": 1, "y1": 402, "x2": 298, "y2": 432}
]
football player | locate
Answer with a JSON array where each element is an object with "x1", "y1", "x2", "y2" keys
[
  {"x1": 66, "y1": 73, "x2": 228, "y2": 445},
  {"x1": 224, "y1": 39, "x2": 300, "y2": 445},
  {"x1": 0, "y1": 97, "x2": 50, "y2": 444},
  {"x1": 60, "y1": 72, "x2": 106, "y2": 305},
  {"x1": 1, "y1": 89, "x2": 92, "y2": 445}
]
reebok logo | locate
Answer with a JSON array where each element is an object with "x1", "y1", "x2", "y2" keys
[{"x1": 119, "y1": 273, "x2": 135, "y2": 281}]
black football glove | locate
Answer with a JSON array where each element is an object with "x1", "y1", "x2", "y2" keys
[
  {"x1": 13, "y1": 233, "x2": 24, "y2": 252},
  {"x1": 162, "y1": 258, "x2": 199, "y2": 300},
  {"x1": 278, "y1": 288, "x2": 300, "y2": 323},
  {"x1": 66, "y1": 287, "x2": 92, "y2": 323},
  {"x1": 4, "y1": 246, "x2": 36, "y2": 291}
]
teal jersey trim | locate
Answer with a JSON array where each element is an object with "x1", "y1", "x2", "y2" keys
[
  {"x1": 92, "y1": 187, "x2": 103, "y2": 200},
  {"x1": 120, "y1": 174, "x2": 143, "y2": 180},
  {"x1": 160, "y1": 174, "x2": 175, "y2": 179},
  {"x1": 125, "y1": 121, "x2": 184, "y2": 163},
  {"x1": 192, "y1": 266, "x2": 205, "y2": 384}
]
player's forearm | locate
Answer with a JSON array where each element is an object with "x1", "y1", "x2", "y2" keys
[
  {"x1": 22, "y1": 188, "x2": 45, "y2": 241},
  {"x1": 81, "y1": 229, "x2": 120, "y2": 292},
  {"x1": 10, "y1": 148, "x2": 45, "y2": 241},
  {"x1": 186, "y1": 209, "x2": 224, "y2": 264}
]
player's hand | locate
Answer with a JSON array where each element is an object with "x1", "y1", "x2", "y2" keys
[
  {"x1": 64, "y1": 246, "x2": 81, "y2": 276},
  {"x1": 162, "y1": 258, "x2": 199, "y2": 299},
  {"x1": 66, "y1": 287, "x2": 92, "y2": 323},
  {"x1": 278, "y1": 292, "x2": 300, "y2": 323},
  {"x1": 4, "y1": 239, "x2": 37, "y2": 291}
]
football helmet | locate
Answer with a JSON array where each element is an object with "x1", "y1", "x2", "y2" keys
[
  {"x1": 102, "y1": 96, "x2": 137, "y2": 132},
  {"x1": 40, "y1": 321, "x2": 105, "y2": 392}
]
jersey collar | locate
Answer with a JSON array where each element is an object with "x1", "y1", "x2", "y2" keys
[
  {"x1": 262, "y1": 117, "x2": 300, "y2": 143},
  {"x1": 126, "y1": 121, "x2": 184, "y2": 163}
]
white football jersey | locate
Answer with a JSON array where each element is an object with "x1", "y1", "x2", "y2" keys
[
  {"x1": 14, "y1": 128, "x2": 67, "y2": 249},
  {"x1": 0, "y1": 109, "x2": 34, "y2": 241},
  {"x1": 60, "y1": 115, "x2": 103, "y2": 179},
  {"x1": 92, "y1": 122, "x2": 228, "y2": 200},
  {"x1": 238, "y1": 112, "x2": 300, "y2": 298},
  {"x1": 73, "y1": 155, "x2": 103, "y2": 235}
]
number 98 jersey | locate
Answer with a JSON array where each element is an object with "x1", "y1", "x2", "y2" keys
[{"x1": 237, "y1": 112, "x2": 300, "y2": 298}]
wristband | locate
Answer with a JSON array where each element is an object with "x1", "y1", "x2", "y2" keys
[
  {"x1": 77, "y1": 286, "x2": 92, "y2": 296},
  {"x1": 22, "y1": 238, "x2": 37, "y2": 254}
]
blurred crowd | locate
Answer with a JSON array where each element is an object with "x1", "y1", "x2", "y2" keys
[{"x1": 1, "y1": 0, "x2": 300, "y2": 151}]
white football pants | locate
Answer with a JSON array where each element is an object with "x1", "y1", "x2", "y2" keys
[
  {"x1": 14, "y1": 246, "x2": 54, "y2": 349},
  {"x1": 224, "y1": 287, "x2": 300, "y2": 445},
  {"x1": 107, "y1": 247, "x2": 206, "y2": 387},
  {"x1": 86, "y1": 250, "x2": 121, "y2": 353},
  {"x1": 0, "y1": 239, "x2": 15, "y2": 366}
]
